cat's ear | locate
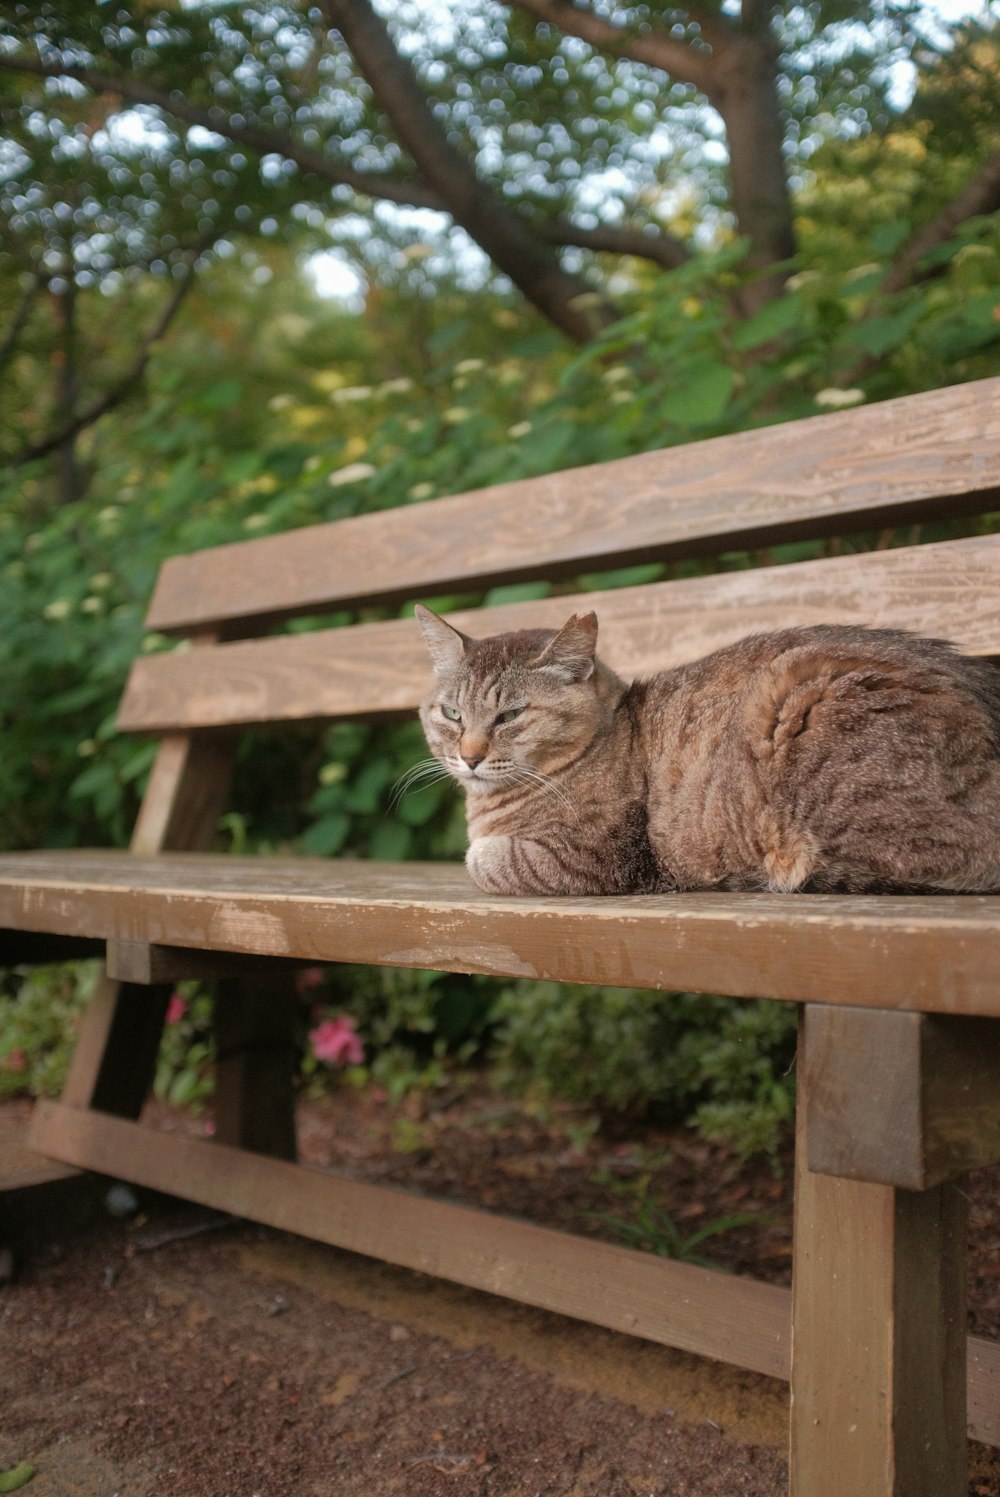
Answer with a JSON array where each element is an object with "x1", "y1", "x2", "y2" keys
[
  {"x1": 415, "y1": 604, "x2": 470, "y2": 675},
  {"x1": 532, "y1": 612, "x2": 598, "y2": 684}
]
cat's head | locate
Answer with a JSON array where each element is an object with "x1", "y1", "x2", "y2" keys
[{"x1": 415, "y1": 604, "x2": 609, "y2": 790}]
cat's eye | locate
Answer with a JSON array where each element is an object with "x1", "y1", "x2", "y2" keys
[
  {"x1": 497, "y1": 706, "x2": 526, "y2": 724},
  {"x1": 440, "y1": 703, "x2": 462, "y2": 722}
]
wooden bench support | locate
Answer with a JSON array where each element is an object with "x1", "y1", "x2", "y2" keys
[
  {"x1": 213, "y1": 971, "x2": 299, "y2": 1160},
  {"x1": 27, "y1": 1098, "x2": 1000, "y2": 1450},
  {"x1": 29, "y1": 1098, "x2": 791, "y2": 1376},
  {"x1": 107, "y1": 940, "x2": 299, "y2": 985},
  {"x1": 60, "y1": 972, "x2": 170, "y2": 1118},
  {"x1": 803, "y1": 1006, "x2": 1000, "y2": 1188},
  {"x1": 791, "y1": 1007, "x2": 969, "y2": 1497}
]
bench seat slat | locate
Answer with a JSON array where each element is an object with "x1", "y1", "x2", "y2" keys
[
  {"x1": 3, "y1": 850, "x2": 1000, "y2": 1016},
  {"x1": 145, "y1": 378, "x2": 1000, "y2": 636},
  {"x1": 118, "y1": 533, "x2": 1000, "y2": 732}
]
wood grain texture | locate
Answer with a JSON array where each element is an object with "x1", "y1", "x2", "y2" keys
[
  {"x1": 20, "y1": 1098, "x2": 789, "y2": 1381},
  {"x1": 213, "y1": 971, "x2": 298, "y2": 1160},
  {"x1": 144, "y1": 377, "x2": 1000, "y2": 634},
  {"x1": 790, "y1": 1051, "x2": 968, "y2": 1496},
  {"x1": 805, "y1": 1008, "x2": 1000, "y2": 1187},
  {"x1": 119, "y1": 533, "x2": 1000, "y2": 732},
  {"x1": 27, "y1": 1100, "x2": 1000, "y2": 1448},
  {"x1": 4, "y1": 850, "x2": 1000, "y2": 1014},
  {"x1": 106, "y1": 940, "x2": 300, "y2": 984}
]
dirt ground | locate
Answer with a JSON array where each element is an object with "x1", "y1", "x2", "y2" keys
[{"x1": 3, "y1": 1082, "x2": 1000, "y2": 1497}]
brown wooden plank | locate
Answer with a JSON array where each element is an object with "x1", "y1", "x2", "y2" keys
[
  {"x1": 66, "y1": 697, "x2": 236, "y2": 1114},
  {"x1": 127, "y1": 731, "x2": 237, "y2": 855},
  {"x1": 790, "y1": 1037, "x2": 968, "y2": 1495},
  {"x1": 26, "y1": 1100, "x2": 1000, "y2": 1448},
  {"x1": 119, "y1": 533, "x2": 1000, "y2": 731},
  {"x1": 805, "y1": 1008, "x2": 1000, "y2": 1188},
  {"x1": 213, "y1": 970, "x2": 299, "y2": 1160},
  {"x1": 144, "y1": 378, "x2": 1000, "y2": 634},
  {"x1": 4, "y1": 851, "x2": 1000, "y2": 1015},
  {"x1": 29, "y1": 1098, "x2": 790, "y2": 1378},
  {"x1": 970, "y1": 1335, "x2": 1000, "y2": 1446},
  {"x1": 106, "y1": 940, "x2": 300, "y2": 985}
]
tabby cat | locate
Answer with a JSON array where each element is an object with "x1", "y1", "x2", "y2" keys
[{"x1": 414, "y1": 604, "x2": 1000, "y2": 896}]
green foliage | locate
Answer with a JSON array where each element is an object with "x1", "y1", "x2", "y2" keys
[
  {"x1": 490, "y1": 983, "x2": 798, "y2": 1159},
  {"x1": 0, "y1": 962, "x2": 98, "y2": 1098},
  {"x1": 154, "y1": 988, "x2": 216, "y2": 1112},
  {"x1": 590, "y1": 1183, "x2": 763, "y2": 1266}
]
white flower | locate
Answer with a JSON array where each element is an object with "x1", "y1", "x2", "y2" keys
[
  {"x1": 243, "y1": 513, "x2": 270, "y2": 531},
  {"x1": 379, "y1": 377, "x2": 414, "y2": 395},
  {"x1": 328, "y1": 462, "x2": 376, "y2": 487},
  {"x1": 408, "y1": 482, "x2": 435, "y2": 501},
  {"x1": 601, "y1": 365, "x2": 632, "y2": 384},
  {"x1": 454, "y1": 358, "x2": 485, "y2": 376},
  {"x1": 507, "y1": 421, "x2": 533, "y2": 439},
  {"x1": 814, "y1": 387, "x2": 866, "y2": 410},
  {"x1": 89, "y1": 572, "x2": 113, "y2": 591},
  {"x1": 80, "y1": 596, "x2": 105, "y2": 615},
  {"x1": 43, "y1": 599, "x2": 72, "y2": 621},
  {"x1": 268, "y1": 393, "x2": 294, "y2": 412},
  {"x1": 443, "y1": 407, "x2": 471, "y2": 424},
  {"x1": 331, "y1": 385, "x2": 374, "y2": 405}
]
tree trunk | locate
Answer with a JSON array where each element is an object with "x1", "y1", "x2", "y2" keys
[
  {"x1": 706, "y1": 30, "x2": 795, "y2": 314},
  {"x1": 50, "y1": 272, "x2": 84, "y2": 506},
  {"x1": 320, "y1": 0, "x2": 619, "y2": 343}
]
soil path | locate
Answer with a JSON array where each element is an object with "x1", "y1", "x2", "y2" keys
[{"x1": 3, "y1": 1090, "x2": 1000, "y2": 1496}]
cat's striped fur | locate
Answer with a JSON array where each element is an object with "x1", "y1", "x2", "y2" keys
[{"x1": 415, "y1": 604, "x2": 1000, "y2": 896}]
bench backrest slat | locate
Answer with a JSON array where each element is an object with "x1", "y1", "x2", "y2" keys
[
  {"x1": 144, "y1": 379, "x2": 1000, "y2": 637},
  {"x1": 118, "y1": 533, "x2": 1000, "y2": 733}
]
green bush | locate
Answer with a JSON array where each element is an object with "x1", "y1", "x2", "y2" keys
[{"x1": 490, "y1": 983, "x2": 797, "y2": 1160}]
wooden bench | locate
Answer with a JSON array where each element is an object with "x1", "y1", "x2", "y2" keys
[{"x1": 4, "y1": 376, "x2": 1000, "y2": 1494}]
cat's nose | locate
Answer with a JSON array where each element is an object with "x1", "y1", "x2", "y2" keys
[{"x1": 462, "y1": 752, "x2": 485, "y2": 770}]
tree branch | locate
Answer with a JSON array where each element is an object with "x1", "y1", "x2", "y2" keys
[
  {"x1": 540, "y1": 217, "x2": 691, "y2": 269},
  {"x1": 0, "y1": 270, "x2": 46, "y2": 372},
  {"x1": 505, "y1": 0, "x2": 719, "y2": 92},
  {"x1": 0, "y1": 52, "x2": 442, "y2": 211},
  {"x1": 319, "y1": 0, "x2": 620, "y2": 340},
  {"x1": 11, "y1": 247, "x2": 204, "y2": 468},
  {"x1": 884, "y1": 146, "x2": 1000, "y2": 294},
  {"x1": 0, "y1": 44, "x2": 693, "y2": 288}
]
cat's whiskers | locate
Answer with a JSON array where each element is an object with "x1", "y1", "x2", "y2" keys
[
  {"x1": 505, "y1": 763, "x2": 579, "y2": 821},
  {"x1": 389, "y1": 758, "x2": 454, "y2": 810}
]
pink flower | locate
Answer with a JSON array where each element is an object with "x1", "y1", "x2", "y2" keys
[
  {"x1": 309, "y1": 1015, "x2": 364, "y2": 1067},
  {"x1": 297, "y1": 967, "x2": 325, "y2": 994},
  {"x1": 5, "y1": 1048, "x2": 26, "y2": 1073},
  {"x1": 165, "y1": 993, "x2": 188, "y2": 1025}
]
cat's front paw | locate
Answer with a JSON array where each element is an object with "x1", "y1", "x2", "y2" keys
[{"x1": 466, "y1": 835, "x2": 519, "y2": 894}]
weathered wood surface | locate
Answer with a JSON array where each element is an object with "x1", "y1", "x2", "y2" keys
[
  {"x1": 27, "y1": 1100, "x2": 1000, "y2": 1449},
  {"x1": 4, "y1": 851, "x2": 1000, "y2": 1015},
  {"x1": 804, "y1": 1007, "x2": 1000, "y2": 1188},
  {"x1": 791, "y1": 1044, "x2": 968, "y2": 1496},
  {"x1": 145, "y1": 377, "x2": 1000, "y2": 634},
  {"x1": 120, "y1": 533, "x2": 1000, "y2": 731}
]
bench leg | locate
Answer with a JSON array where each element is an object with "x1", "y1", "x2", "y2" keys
[
  {"x1": 790, "y1": 1008, "x2": 968, "y2": 1497},
  {"x1": 60, "y1": 972, "x2": 170, "y2": 1117},
  {"x1": 212, "y1": 971, "x2": 299, "y2": 1160}
]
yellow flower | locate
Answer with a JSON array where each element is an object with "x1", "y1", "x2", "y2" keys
[{"x1": 814, "y1": 388, "x2": 865, "y2": 409}]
